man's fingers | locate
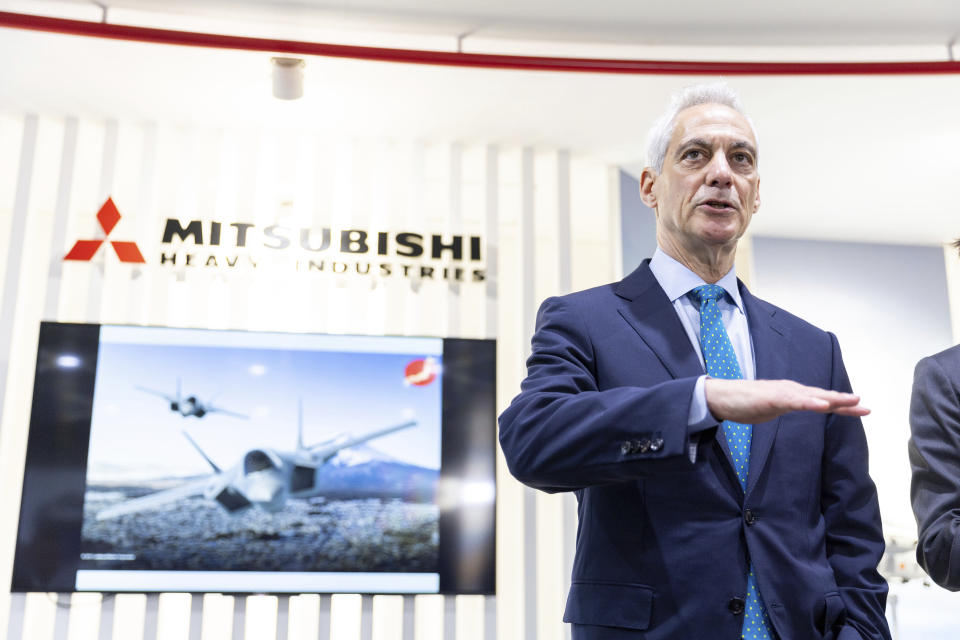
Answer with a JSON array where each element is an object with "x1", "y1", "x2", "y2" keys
[{"x1": 831, "y1": 405, "x2": 871, "y2": 417}]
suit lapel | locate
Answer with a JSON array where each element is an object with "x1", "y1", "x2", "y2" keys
[
  {"x1": 615, "y1": 263, "x2": 739, "y2": 473},
  {"x1": 614, "y1": 262, "x2": 704, "y2": 381},
  {"x1": 740, "y1": 284, "x2": 789, "y2": 497}
]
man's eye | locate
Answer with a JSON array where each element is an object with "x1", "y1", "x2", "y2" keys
[
  {"x1": 732, "y1": 152, "x2": 753, "y2": 165},
  {"x1": 682, "y1": 149, "x2": 703, "y2": 160}
]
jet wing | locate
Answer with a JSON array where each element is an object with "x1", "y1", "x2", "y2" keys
[
  {"x1": 95, "y1": 476, "x2": 213, "y2": 520},
  {"x1": 207, "y1": 405, "x2": 249, "y2": 420},
  {"x1": 309, "y1": 420, "x2": 417, "y2": 461},
  {"x1": 134, "y1": 385, "x2": 175, "y2": 403}
]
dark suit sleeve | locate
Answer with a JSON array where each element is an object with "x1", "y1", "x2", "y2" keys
[
  {"x1": 820, "y1": 333, "x2": 890, "y2": 640},
  {"x1": 909, "y1": 354, "x2": 960, "y2": 590},
  {"x1": 498, "y1": 295, "x2": 708, "y2": 493}
]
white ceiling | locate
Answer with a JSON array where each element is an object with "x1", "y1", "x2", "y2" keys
[
  {"x1": 12, "y1": 0, "x2": 960, "y2": 46},
  {"x1": 1, "y1": 0, "x2": 959, "y2": 245}
]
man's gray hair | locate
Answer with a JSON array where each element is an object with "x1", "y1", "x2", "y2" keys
[{"x1": 646, "y1": 81, "x2": 758, "y2": 173}]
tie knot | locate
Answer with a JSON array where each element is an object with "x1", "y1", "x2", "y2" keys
[{"x1": 692, "y1": 284, "x2": 725, "y2": 304}]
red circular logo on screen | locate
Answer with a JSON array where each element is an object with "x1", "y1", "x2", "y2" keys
[{"x1": 404, "y1": 357, "x2": 438, "y2": 386}]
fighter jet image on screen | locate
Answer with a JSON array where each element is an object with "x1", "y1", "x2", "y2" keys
[
  {"x1": 96, "y1": 408, "x2": 417, "y2": 519},
  {"x1": 136, "y1": 378, "x2": 248, "y2": 419}
]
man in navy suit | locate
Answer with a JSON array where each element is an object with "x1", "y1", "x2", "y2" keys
[
  {"x1": 498, "y1": 83, "x2": 890, "y2": 639},
  {"x1": 909, "y1": 238, "x2": 960, "y2": 590}
]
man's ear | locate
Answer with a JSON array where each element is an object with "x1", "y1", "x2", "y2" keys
[{"x1": 639, "y1": 168, "x2": 658, "y2": 211}]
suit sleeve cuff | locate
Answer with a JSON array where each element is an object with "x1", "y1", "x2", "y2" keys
[{"x1": 686, "y1": 375, "x2": 718, "y2": 463}]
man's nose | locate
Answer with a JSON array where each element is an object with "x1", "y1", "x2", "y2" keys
[{"x1": 705, "y1": 153, "x2": 733, "y2": 188}]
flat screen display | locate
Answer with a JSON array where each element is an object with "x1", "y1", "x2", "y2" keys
[{"x1": 12, "y1": 322, "x2": 495, "y2": 595}]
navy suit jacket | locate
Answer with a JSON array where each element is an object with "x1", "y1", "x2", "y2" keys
[
  {"x1": 498, "y1": 262, "x2": 889, "y2": 640},
  {"x1": 908, "y1": 344, "x2": 960, "y2": 589}
]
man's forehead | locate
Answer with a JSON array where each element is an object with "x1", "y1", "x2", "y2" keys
[{"x1": 670, "y1": 103, "x2": 756, "y2": 148}]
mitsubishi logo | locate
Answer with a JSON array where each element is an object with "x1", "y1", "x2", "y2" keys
[{"x1": 64, "y1": 197, "x2": 146, "y2": 263}]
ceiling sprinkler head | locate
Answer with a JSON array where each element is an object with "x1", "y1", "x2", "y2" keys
[{"x1": 271, "y1": 57, "x2": 306, "y2": 100}]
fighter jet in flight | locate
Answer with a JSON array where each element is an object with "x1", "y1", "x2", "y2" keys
[
  {"x1": 96, "y1": 404, "x2": 417, "y2": 519},
  {"x1": 136, "y1": 379, "x2": 248, "y2": 420}
]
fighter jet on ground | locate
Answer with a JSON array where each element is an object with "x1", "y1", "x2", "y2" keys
[
  {"x1": 135, "y1": 378, "x2": 248, "y2": 419},
  {"x1": 96, "y1": 404, "x2": 417, "y2": 519}
]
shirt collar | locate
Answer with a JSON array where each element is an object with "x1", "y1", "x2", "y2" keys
[{"x1": 648, "y1": 246, "x2": 746, "y2": 313}]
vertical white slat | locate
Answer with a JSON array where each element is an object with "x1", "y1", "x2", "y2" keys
[
  {"x1": 323, "y1": 136, "x2": 354, "y2": 335},
  {"x1": 223, "y1": 125, "x2": 261, "y2": 332},
  {"x1": 98, "y1": 120, "x2": 147, "y2": 326},
  {"x1": 1, "y1": 119, "x2": 71, "y2": 640},
  {"x1": 65, "y1": 592, "x2": 103, "y2": 640},
  {"x1": 452, "y1": 595, "x2": 485, "y2": 640},
  {"x1": 413, "y1": 594, "x2": 443, "y2": 640},
  {"x1": 452, "y1": 144, "x2": 485, "y2": 340},
  {"x1": 414, "y1": 142, "x2": 451, "y2": 339},
  {"x1": 200, "y1": 594, "x2": 234, "y2": 640},
  {"x1": 303, "y1": 131, "x2": 334, "y2": 336},
  {"x1": 402, "y1": 141, "x2": 426, "y2": 335},
  {"x1": 22, "y1": 592, "x2": 56, "y2": 640},
  {"x1": 520, "y1": 147, "x2": 537, "y2": 640},
  {"x1": 285, "y1": 594, "x2": 319, "y2": 640},
  {"x1": 556, "y1": 150, "x2": 577, "y2": 640},
  {"x1": 245, "y1": 595, "x2": 278, "y2": 640},
  {"x1": 556, "y1": 150, "x2": 572, "y2": 296},
  {"x1": 0, "y1": 113, "x2": 37, "y2": 434},
  {"x1": 371, "y1": 595, "x2": 403, "y2": 640},
  {"x1": 0, "y1": 116, "x2": 31, "y2": 637},
  {"x1": 330, "y1": 593, "x2": 361, "y2": 640},
  {"x1": 156, "y1": 593, "x2": 191, "y2": 640},
  {"x1": 531, "y1": 150, "x2": 567, "y2": 640},
  {"x1": 140, "y1": 121, "x2": 177, "y2": 327},
  {"x1": 111, "y1": 594, "x2": 145, "y2": 640},
  {"x1": 494, "y1": 147, "x2": 524, "y2": 640},
  {"x1": 484, "y1": 147, "x2": 498, "y2": 339},
  {"x1": 58, "y1": 119, "x2": 104, "y2": 324},
  {"x1": 43, "y1": 116, "x2": 78, "y2": 320},
  {"x1": 446, "y1": 142, "x2": 463, "y2": 338},
  {"x1": 83, "y1": 118, "x2": 119, "y2": 323},
  {"x1": 944, "y1": 242, "x2": 960, "y2": 343},
  {"x1": 128, "y1": 120, "x2": 158, "y2": 327},
  {"x1": 380, "y1": 140, "x2": 408, "y2": 338}
]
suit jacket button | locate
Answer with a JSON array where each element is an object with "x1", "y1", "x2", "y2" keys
[
  {"x1": 620, "y1": 441, "x2": 632, "y2": 455},
  {"x1": 638, "y1": 438, "x2": 651, "y2": 453},
  {"x1": 744, "y1": 509, "x2": 757, "y2": 525},
  {"x1": 728, "y1": 597, "x2": 745, "y2": 615},
  {"x1": 650, "y1": 437, "x2": 664, "y2": 451}
]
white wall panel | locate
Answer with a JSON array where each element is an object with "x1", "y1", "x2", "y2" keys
[
  {"x1": 945, "y1": 243, "x2": 960, "y2": 343},
  {"x1": 0, "y1": 112, "x2": 618, "y2": 640}
]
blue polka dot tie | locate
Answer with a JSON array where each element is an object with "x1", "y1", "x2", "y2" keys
[{"x1": 693, "y1": 284, "x2": 775, "y2": 640}]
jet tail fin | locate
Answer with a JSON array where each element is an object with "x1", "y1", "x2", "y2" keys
[{"x1": 181, "y1": 429, "x2": 221, "y2": 473}]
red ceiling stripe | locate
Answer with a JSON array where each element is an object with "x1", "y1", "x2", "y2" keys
[{"x1": 2, "y1": 10, "x2": 959, "y2": 75}]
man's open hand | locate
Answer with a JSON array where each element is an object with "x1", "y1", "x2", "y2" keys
[{"x1": 704, "y1": 378, "x2": 870, "y2": 424}]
